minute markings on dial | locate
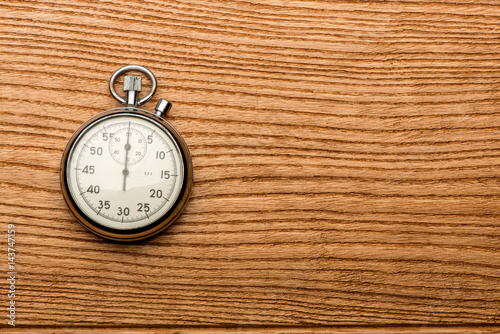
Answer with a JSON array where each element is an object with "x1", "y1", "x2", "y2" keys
[{"x1": 109, "y1": 123, "x2": 147, "y2": 166}]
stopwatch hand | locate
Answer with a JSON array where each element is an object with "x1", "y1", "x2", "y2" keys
[{"x1": 122, "y1": 121, "x2": 131, "y2": 191}]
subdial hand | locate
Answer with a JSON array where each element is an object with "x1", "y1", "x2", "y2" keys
[{"x1": 122, "y1": 121, "x2": 131, "y2": 191}]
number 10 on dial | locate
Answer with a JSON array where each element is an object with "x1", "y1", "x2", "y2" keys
[{"x1": 60, "y1": 66, "x2": 192, "y2": 241}]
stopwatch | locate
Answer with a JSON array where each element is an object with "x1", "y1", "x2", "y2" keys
[{"x1": 60, "y1": 65, "x2": 192, "y2": 241}]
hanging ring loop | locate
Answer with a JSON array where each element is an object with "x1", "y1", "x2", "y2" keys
[{"x1": 109, "y1": 65, "x2": 157, "y2": 106}]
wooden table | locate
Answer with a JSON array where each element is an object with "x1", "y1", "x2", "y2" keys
[{"x1": 1, "y1": 0, "x2": 500, "y2": 332}]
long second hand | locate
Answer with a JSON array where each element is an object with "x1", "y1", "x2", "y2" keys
[{"x1": 122, "y1": 121, "x2": 131, "y2": 191}]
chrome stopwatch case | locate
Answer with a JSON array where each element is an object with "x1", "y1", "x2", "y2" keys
[{"x1": 60, "y1": 65, "x2": 192, "y2": 241}]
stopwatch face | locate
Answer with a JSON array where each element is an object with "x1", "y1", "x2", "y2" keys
[{"x1": 60, "y1": 108, "x2": 192, "y2": 241}]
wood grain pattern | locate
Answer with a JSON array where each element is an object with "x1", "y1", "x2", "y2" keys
[
  {"x1": 1, "y1": 0, "x2": 500, "y2": 331},
  {"x1": 5, "y1": 327, "x2": 500, "y2": 334}
]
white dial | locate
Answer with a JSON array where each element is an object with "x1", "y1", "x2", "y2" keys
[{"x1": 65, "y1": 113, "x2": 184, "y2": 230}]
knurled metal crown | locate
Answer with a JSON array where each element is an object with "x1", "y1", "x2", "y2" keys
[
  {"x1": 123, "y1": 75, "x2": 142, "y2": 92},
  {"x1": 123, "y1": 75, "x2": 142, "y2": 106}
]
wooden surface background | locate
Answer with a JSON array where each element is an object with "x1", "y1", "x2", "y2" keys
[{"x1": 1, "y1": 0, "x2": 500, "y2": 332}]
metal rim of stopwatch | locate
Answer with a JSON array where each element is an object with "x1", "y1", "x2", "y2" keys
[{"x1": 60, "y1": 65, "x2": 193, "y2": 242}]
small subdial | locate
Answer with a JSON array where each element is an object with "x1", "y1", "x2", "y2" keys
[{"x1": 109, "y1": 127, "x2": 147, "y2": 165}]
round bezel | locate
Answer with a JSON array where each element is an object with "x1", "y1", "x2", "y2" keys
[{"x1": 60, "y1": 108, "x2": 192, "y2": 241}]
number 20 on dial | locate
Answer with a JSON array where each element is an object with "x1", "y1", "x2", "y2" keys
[{"x1": 60, "y1": 66, "x2": 192, "y2": 241}]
